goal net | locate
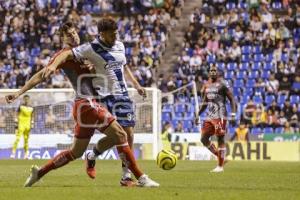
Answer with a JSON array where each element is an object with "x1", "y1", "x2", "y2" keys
[
  {"x1": 0, "y1": 88, "x2": 161, "y2": 159},
  {"x1": 161, "y1": 81, "x2": 200, "y2": 134}
]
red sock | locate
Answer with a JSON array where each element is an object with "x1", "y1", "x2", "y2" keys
[
  {"x1": 38, "y1": 150, "x2": 75, "y2": 178},
  {"x1": 207, "y1": 143, "x2": 218, "y2": 157},
  {"x1": 218, "y1": 147, "x2": 226, "y2": 167},
  {"x1": 116, "y1": 143, "x2": 143, "y2": 179}
]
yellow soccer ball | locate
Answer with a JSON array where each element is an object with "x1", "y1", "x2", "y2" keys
[{"x1": 156, "y1": 149, "x2": 177, "y2": 170}]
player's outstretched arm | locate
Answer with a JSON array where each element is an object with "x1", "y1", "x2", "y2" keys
[
  {"x1": 43, "y1": 50, "x2": 74, "y2": 79},
  {"x1": 124, "y1": 65, "x2": 146, "y2": 98},
  {"x1": 5, "y1": 69, "x2": 46, "y2": 104}
]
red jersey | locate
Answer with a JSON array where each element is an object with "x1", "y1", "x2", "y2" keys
[
  {"x1": 49, "y1": 49, "x2": 97, "y2": 99},
  {"x1": 49, "y1": 49, "x2": 115, "y2": 138},
  {"x1": 203, "y1": 79, "x2": 230, "y2": 120}
]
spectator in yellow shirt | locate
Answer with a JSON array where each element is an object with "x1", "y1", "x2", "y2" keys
[
  {"x1": 251, "y1": 105, "x2": 268, "y2": 128},
  {"x1": 230, "y1": 121, "x2": 249, "y2": 142}
]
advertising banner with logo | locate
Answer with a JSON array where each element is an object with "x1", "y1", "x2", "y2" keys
[
  {"x1": 0, "y1": 147, "x2": 142, "y2": 160},
  {"x1": 263, "y1": 134, "x2": 300, "y2": 142},
  {"x1": 173, "y1": 142, "x2": 299, "y2": 161}
]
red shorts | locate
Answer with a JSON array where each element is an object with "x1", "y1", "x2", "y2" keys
[
  {"x1": 73, "y1": 99, "x2": 115, "y2": 139},
  {"x1": 201, "y1": 119, "x2": 227, "y2": 136}
]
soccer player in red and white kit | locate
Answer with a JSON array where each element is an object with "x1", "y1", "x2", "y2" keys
[
  {"x1": 5, "y1": 22, "x2": 159, "y2": 187},
  {"x1": 43, "y1": 18, "x2": 152, "y2": 187},
  {"x1": 198, "y1": 65, "x2": 237, "y2": 172}
]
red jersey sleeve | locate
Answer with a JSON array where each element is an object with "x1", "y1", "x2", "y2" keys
[{"x1": 47, "y1": 48, "x2": 71, "y2": 69}]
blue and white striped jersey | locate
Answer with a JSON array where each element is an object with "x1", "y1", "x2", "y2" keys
[{"x1": 72, "y1": 38, "x2": 128, "y2": 98}]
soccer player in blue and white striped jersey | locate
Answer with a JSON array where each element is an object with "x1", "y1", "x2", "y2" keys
[{"x1": 43, "y1": 18, "x2": 157, "y2": 187}]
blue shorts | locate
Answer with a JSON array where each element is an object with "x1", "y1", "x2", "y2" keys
[{"x1": 100, "y1": 95, "x2": 135, "y2": 127}]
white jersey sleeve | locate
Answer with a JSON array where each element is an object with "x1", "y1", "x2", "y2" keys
[{"x1": 72, "y1": 43, "x2": 93, "y2": 61}]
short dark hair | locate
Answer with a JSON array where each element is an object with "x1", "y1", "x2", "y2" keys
[
  {"x1": 24, "y1": 95, "x2": 30, "y2": 98},
  {"x1": 59, "y1": 21, "x2": 75, "y2": 37},
  {"x1": 97, "y1": 17, "x2": 117, "y2": 32}
]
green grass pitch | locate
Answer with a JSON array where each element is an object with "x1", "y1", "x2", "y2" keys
[{"x1": 0, "y1": 160, "x2": 299, "y2": 200}]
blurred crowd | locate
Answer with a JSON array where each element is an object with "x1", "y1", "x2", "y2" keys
[
  {"x1": 159, "y1": 0, "x2": 300, "y2": 134},
  {"x1": 0, "y1": 0, "x2": 183, "y2": 89},
  {"x1": 0, "y1": 0, "x2": 185, "y2": 135}
]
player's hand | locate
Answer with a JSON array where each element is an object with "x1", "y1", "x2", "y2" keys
[
  {"x1": 42, "y1": 64, "x2": 56, "y2": 79},
  {"x1": 137, "y1": 86, "x2": 147, "y2": 99},
  {"x1": 5, "y1": 93, "x2": 19, "y2": 104}
]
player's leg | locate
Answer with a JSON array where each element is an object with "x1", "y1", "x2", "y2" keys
[
  {"x1": 99, "y1": 96, "x2": 135, "y2": 182},
  {"x1": 107, "y1": 121, "x2": 159, "y2": 187},
  {"x1": 23, "y1": 127, "x2": 30, "y2": 159},
  {"x1": 88, "y1": 121, "x2": 141, "y2": 177},
  {"x1": 85, "y1": 134, "x2": 115, "y2": 179},
  {"x1": 114, "y1": 97, "x2": 136, "y2": 185},
  {"x1": 24, "y1": 136, "x2": 91, "y2": 187},
  {"x1": 211, "y1": 119, "x2": 227, "y2": 173},
  {"x1": 11, "y1": 125, "x2": 23, "y2": 158},
  {"x1": 124, "y1": 126, "x2": 134, "y2": 149},
  {"x1": 217, "y1": 135, "x2": 226, "y2": 167},
  {"x1": 39, "y1": 137, "x2": 91, "y2": 177},
  {"x1": 119, "y1": 126, "x2": 135, "y2": 186},
  {"x1": 200, "y1": 121, "x2": 218, "y2": 157},
  {"x1": 80, "y1": 99, "x2": 158, "y2": 187},
  {"x1": 87, "y1": 120, "x2": 159, "y2": 187}
]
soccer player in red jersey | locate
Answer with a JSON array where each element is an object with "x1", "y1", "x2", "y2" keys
[
  {"x1": 198, "y1": 65, "x2": 237, "y2": 172},
  {"x1": 43, "y1": 18, "x2": 151, "y2": 187},
  {"x1": 5, "y1": 22, "x2": 159, "y2": 187}
]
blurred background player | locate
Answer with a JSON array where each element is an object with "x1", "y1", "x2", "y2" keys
[
  {"x1": 11, "y1": 95, "x2": 34, "y2": 159},
  {"x1": 198, "y1": 65, "x2": 237, "y2": 173},
  {"x1": 230, "y1": 121, "x2": 250, "y2": 142},
  {"x1": 6, "y1": 21, "x2": 159, "y2": 188}
]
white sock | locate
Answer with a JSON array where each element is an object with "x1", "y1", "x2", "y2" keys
[
  {"x1": 87, "y1": 151, "x2": 97, "y2": 160},
  {"x1": 122, "y1": 167, "x2": 132, "y2": 179}
]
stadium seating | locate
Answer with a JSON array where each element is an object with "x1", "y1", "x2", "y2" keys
[
  {"x1": 0, "y1": 1, "x2": 299, "y2": 135},
  {"x1": 264, "y1": 127, "x2": 274, "y2": 134},
  {"x1": 275, "y1": 127, "x2": 284, "y2": 134},
  {"x1": 265, "y1": 95, "x2": 276, "y2": 105},
  {"x1": 251, "y1": 128, "x2": 262, "y2": 135},
  {"x1": 168, "y1": 1, "x2": 300, "y2": 134}
]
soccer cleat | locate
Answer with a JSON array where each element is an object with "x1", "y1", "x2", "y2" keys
[
  {"x1": 120, "y1": 177, "x2": 136, "y2": 187},
  {"x1": 210, "y1": 166, "x2": 224, "y2": 173},
  {"x1": 24, "y1": 165, "x2": 40, "y2": 187},
  {"x1": 85, "y1": 152, "x2": 96, "y2": 179},
  {"x1": 10, "y1": 154, "x2": 15, "y2": 159},
  {"x1": 137, "y1": 174, "x2": 159, "y2": 187}
]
